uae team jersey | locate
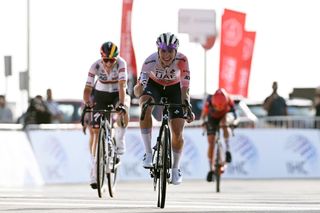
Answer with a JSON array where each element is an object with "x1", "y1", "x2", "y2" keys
[
  {"x1": 139, "y1": 52, "x2": 190, "y2": 88},
  {"x1": 85, "y1": 56, "x2": 128, "y2": 93}
]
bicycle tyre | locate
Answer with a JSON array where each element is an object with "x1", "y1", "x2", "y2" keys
[
  {"x1": 215, "y1": 164, "x2": 221, "y2": 193},
  {"x1": 215, "y1": 145, "x2": 221, "y2": 193},
  {"x1": 97, "y1": 127, "x2": 106, "y2": 198},
  {"x1": 158, "y1": 125, "x2": 169, "y2": 208},
  {"x1": 107, "y1": 138, "x2": 118, "y2": 198}
]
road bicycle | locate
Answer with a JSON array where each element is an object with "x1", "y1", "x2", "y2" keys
[
  {"x1": 81, "y1": 105, "x2": 121, "y2": 198},
  {"x1": 141, "y1": 97, "x2": 192, "y2": 208},
  {"x1": 209, "y1": 124, "x2": 235, "y2": 193}
]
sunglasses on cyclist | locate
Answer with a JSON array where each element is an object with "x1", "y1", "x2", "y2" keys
[
  {"x1": 159, "y1": 48, "x2": 175, "y2": 54},
  {"x1": 158, "y1": 43, "x2": 177, "y2": 54},
  {"x1": 102, "y1": 58, "x2": 116, "y2": 64}
]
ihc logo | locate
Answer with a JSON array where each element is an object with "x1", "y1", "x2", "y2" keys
[
  {"x1": 284, "y1": 135, "x2": 318, "y2": 176},
  {"x1": 227, "y1": 134, "x2": 258, "y2": 176}
]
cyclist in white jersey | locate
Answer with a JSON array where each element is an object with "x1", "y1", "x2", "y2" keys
[
  {"x1": 134, "y1": 32, "x2": 195, "y2": 185},
  {"x1": 83, "y1": 41, "x2": 130, "y2": 189}
]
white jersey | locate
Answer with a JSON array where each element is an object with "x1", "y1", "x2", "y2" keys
[
  {"x1": 139, "y1": 52, "x2": 190, "y2": 88},
  {"x1": 86, "y1": 56, "x2": 128, "y2": 93}
]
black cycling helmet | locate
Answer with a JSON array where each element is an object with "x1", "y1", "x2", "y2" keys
[{"x1": 100, "y1": 41, "x2": 119, "y2": 59}]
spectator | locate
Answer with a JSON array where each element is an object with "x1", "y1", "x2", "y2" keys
[
  {"x1": 263, "y1": 81, "x2": 287, "y2": 116},
  {"x1": 24, "y1": 95, "x2": 52, "y2": 125},
  {"x1": 45, "y1": 88, "x2": 63, "y2": 123},
  {"x1": 0, "y1": 95, "x2": 13, "y2": 123}
]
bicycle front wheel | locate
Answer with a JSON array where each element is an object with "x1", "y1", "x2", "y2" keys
[
  {"x1": 215, "y1": 146, "x2": 221, "y2": 193},
  {"x1": 215, "y1": 163, "x2": 221, "y2": 193},
  {"x1": 107, "y1": 138, "x2": 118, "y2": 198},
  {"x1": 158, "y1": 125, "x2": 170, "y2": 208},
  {"x1": 96, "y1": 127, "x2": 106, "y2": 198}
]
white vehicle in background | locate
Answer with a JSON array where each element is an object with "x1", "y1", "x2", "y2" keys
[
  {"x1": 286, "y1": 98, "x2": 315, "y2": 117},
  {"x1": 246, "y1": 98, "x2": 315, "y2": 128}
]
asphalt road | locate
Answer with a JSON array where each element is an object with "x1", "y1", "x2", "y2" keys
[{"x1": 1, "y1": 179, "x2": 320, "y2": 213}]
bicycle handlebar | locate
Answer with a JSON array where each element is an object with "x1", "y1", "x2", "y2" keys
[
  {"x1": 202, "y1": 122, "x2": 237, "y2": 136},
  {"x1": 140, "y1": 98, "x2": 193, "y2": 121},
  {"x1": 80, "y1": 105, "x2": 122, "y2": 127}
]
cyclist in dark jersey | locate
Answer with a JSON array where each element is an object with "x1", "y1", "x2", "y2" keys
[{"x1": 201, "y1": 88, "x2": 237, "y2": 182}]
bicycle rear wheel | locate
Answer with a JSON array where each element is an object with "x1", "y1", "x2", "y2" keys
[
  {"x1": 97, "y1": 127, "x2": 106, "y2": 198},
  {"x1": 107, "y1": 138, "x2": 118, "y2": 198},
  {"x1": 157, "y1": 125, "x2": 169, "y2": 208}
]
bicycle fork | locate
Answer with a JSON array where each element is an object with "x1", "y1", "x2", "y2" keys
[{"x1": 104, "y1": 135, "x2": 114, "y2": 173}]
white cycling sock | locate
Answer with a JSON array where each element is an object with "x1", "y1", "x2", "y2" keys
[
  {"x1": 91, "y1": 155, "x2": 96, "y2": 165},
  {"x1": 173, "y1": 151, "x2": 182, "y2": 169},
  {"x1": 141, "y1": 128, "x2": 152, "y2": 154},
  {"x1": 115, "y1": 127, "x2": 126, "y2": 154}
]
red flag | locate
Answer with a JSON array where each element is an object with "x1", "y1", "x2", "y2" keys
[
  {"x1": 120, "y1": 0, "x2": 137, "y2": 97},
  {"x1": 236, "y1": 31, "x2": 256, "y2": 97},
  {"x1": 219, "y1": 9, "x2": 246, "y2": 95}
]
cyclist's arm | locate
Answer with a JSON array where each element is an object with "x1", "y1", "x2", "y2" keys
[
  {"x1": 181, "y1": 87, "x2": 190, "y2": 103},
  {"x1": 117, "y1": 59, "x2": 128, "y2": 105},
  {"x1": 83, "y1": 63, "x2": 97, "y2": 104},
  {"x1": 118, "y1": 80, "x2": 126, "y2": 105},
  {"x1": 134, "y1": 57, "x2": 152, "y2": 97},
  {"x1": 178, "y1": 54, "x2": 190, "y2": 102},
  {"x1": 200, "y1": 98, "x2": 209, "y2": 123},
  {"x1": 83, "y1": 86, "x2": 93, "y2": 104},
  {"x1": 228, "y1": 97, "x2": 237, "y2": 120}
]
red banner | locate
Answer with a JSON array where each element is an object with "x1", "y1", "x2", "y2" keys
[
  {"x1": 120, "y1": 0, "x2": 137, "y2": 97},
  {"x1": 219, "y1": 9, "x2": 246, "y2": 95},
  {"x1": 236, "y1": 31, "x2": 256, "y2": 97}
]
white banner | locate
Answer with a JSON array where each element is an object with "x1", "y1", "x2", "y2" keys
[
  {"x1": 224, "y1": 129, "x2": 320, "y2": 178},
  {"x1": 2, "y1": 127, "x2": 319, "y2": 185},
  {"x1": 0, "y1": 131, "x2": 43, "y2": 186},
  {"x1": 120, "y1": 128, "x2": 320, "y2": 180},
  {"x1": 28, "y1": 129, "x2": 91, "y2": 184}
]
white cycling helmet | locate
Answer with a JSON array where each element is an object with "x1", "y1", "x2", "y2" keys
[{"x1": 156, "y1": 32, "x2": 179, "y2": 50}]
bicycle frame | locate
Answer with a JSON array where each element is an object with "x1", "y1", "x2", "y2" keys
[
  {"x1": 213, "y1": 124, "x2": 235, "y2": 193},
  {"x1": 141, "y1": 97, "x2": 191, "y2": 208}
]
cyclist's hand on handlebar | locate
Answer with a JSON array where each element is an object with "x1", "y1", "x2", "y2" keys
[
  {"x1": 184, "y1": 99, "x2": 195, "y2": 123},
  {"x1": 201, "y1": 121, "x2": 208, "y2": 128},
  {"x1": 232, "y1": 119, "x2": 239, "y2": 128},
  {"x1": 85, "y1": 101, "x2": 95, "y2": 108},
  {"x1": 82, "y1": 125, "x2": 87, "y2": 135},
  {"x1": 186, "y1": 111, "x2": 195, "y2": 123},
  {"x1": 116, "y1": 103, "x2": 126, "y2": 115}
]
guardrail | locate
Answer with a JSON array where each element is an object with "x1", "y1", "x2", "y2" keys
[
  {"x1": 1, "y1": 116, "x2": 320, "y2": 130},
  {"x1": 256, "y1": 116, "x2": 320, "y2": 129}
]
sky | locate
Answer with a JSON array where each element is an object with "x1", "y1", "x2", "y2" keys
[{"x1": 1, "y1": 0, "x2": 320, "y2": 113}]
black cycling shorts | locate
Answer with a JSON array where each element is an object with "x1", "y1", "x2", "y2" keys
[
  {"x1": 91, "y1": 90, "x2": 119, "y2": 128},
  {"x1": 206, "y1": 116, "x2": 222, "y2": 136},
  {"x1": 142, "y1": 78, "x2": 184, "y2": 119}
]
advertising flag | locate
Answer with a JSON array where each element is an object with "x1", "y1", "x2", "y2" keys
[
  {"x1": 120, "y1": 0, "x2": 137, "y2": 97},
  {"x1": 236, "y1": 31, "x2": 256, "y2": 97},
  {"x1": 219, "y1": 9, "x2": 246, "y2": 95}
]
